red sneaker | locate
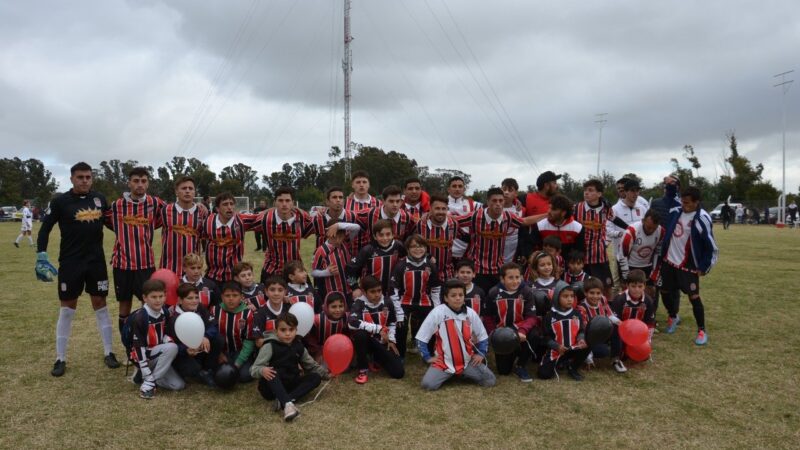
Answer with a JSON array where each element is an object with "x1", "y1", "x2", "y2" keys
[{"x1": 355, "y1": 370, "x2": 369, "y2": 384}]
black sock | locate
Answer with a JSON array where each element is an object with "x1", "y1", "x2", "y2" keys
[
  {"x1": 690, "y1": 298, "x2": 705, "y2": 331},
  {"x1": 118, "y1": 315, "x2": 128, "y2": 336}
]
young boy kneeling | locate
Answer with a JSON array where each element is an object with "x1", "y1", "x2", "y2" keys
[
  {"x1": 250, "y1": 312, "x2": 330, "y2": 422},
  {"x1": 416, "y1": 279, "x2": 495, "y2": 391}
]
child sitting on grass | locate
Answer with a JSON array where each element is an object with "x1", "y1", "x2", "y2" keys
[
  {"x1": 305, "y1": 291, "x2": 349, "y2": 362},
  {"x1": 284, "y1": 260, "x2": 318, "y2": 312},
  {"x1": 169, "y1": 282, "x2": 220, "y2": 387},
  {"x1": 212, "y1": 281, "x2": 256, "y2": 383},
  {"x1": 539, "y1": 281, "x2": 589, "y2": 381},
  {"x1": 578, "y1": 277, "x2": 624, "y2": 372}
]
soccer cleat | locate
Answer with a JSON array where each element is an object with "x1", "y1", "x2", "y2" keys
[
  {"x1": 354, "y1": 370, "x2": 369, "y2": 384},
  {"x1": 104, "y1": 352, "x2": 121, "y2": 369},
  {"x1": 139, "y1": 388, "x2": 156, "y2": 400},
  {"x1": 694, "y1": 330, "x2": 708, "y2": 346},
  {"x1": 665, "y1": 315, "x2": 681, "y2": 334},
  {"x1": 567, "y1": 366, "x2": 584, "y2": 381},
  {"x1": 14, "y1": 242, "x2": 19, "y2": 248},
  {"x1": 612, "y1": 359, "x2": 628, "y2": 373},
  {"x1": 51, "y1": 360, "x2": 66, "y2": 377},
  {"x1": 283, "y1": 402, "x2": 300, "y2": 422},
  {"x1": 514, "y1": 365, "x2": 533, "y2": 383}
]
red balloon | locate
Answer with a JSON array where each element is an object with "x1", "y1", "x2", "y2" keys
[
  {"x1": 323, "y1": 334, "x2": 354, "y2": 376},
  {"x1": 626, "y1": 341, "x2": 652, "y2": 362},
  {"x1": 151, "y1": 269, "x2": 179, "y2": 306},
  {"x1": 618, "y1": 319, "x2": 649, "y2": 347}
]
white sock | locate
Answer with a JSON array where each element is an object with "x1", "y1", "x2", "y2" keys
[
  {"x1": 56, "y1": 307, "x2": 76, "y2": 361},
  {"x1": 94, "y1": 307, "x2": 114, "y2": 355},
  {"x1": 27, "y1": 236, "x2": 33, "y2": 245},
  {"x1": 15, "y1": 234, "x2": 23, "y2": 244}
]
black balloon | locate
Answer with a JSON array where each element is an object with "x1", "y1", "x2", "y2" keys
[
  {"x1": 214, "y1": 364, "x2": 238, "y2": 389},
  {"x1": 533, "y1": 290, "x2": 549, "y2": 313},
  {"x1": 491, "y1": 327, "x2": 519, "y2": 355},
  {"x1": 571, "y1": 281, "x2": 585, "y2": 301},
  {"x1": 585, "y1": 316, "x2": 613, "y2": 346}
]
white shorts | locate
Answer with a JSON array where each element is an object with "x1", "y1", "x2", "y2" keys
[{"x1": 21, "y1": 221, "x2": 33, "y2": 232}]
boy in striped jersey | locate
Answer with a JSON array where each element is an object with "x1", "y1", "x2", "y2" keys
[
  {"x1": 347, "y1": 219, "x2": 406, "y2": 298},
  {"x1": 284, "y1": 261, "x2": 318, "y2": 312},
  {"x1": 305, "y1": 292, "x2": 349, "y2": 361},
  {"x1": 455, "y1": 259, "x2": 493, "y2": 335},
  {"x1": 105, "y1": 167, "x2": 165, "y2": 342},
  {"x1": 233, "y1": 261, "x2": 263, "y2": 302},
  {"x1": 414, "y1": 194, "x2": 461, "y2": 281},
  {"x1": 311, "y1": 220, "x2": 351, "y2": 306},
  {"x1": 610, "y1": 269, "x2": 655, "y2": 344},
  {"x1": 159, "y1": 176, "x2": 207, "y2": 274},
  {"x1": 180, "y1": 252, "x2": 220, "y2": 308},
  {"x1": 250, "y1": 277, "x2": 290, "y2": 338},
  {"x1": 257, "y1": 186, "x2": 315, "y2": 284},
  {"x1": 501, "y1": 178, "x2": 526, "y2": 264},
  {"x1": 577, "y1": 277, "x2": 624, "y2": 372},
  {"x1": 131, "y1": 279, "x2": 185, "y2": 399},
  {"x1": 538, "y1": 281, "x2": 589, "y2": 381},
  {"x1": 212, "y1": 281, "x2": 256, "y2": 383},
  {"x1": 344, "y1": 171, "x2": 382, "y2": 253},
  {"x1": 200, "y1": 193, "x2": 260, "y2": 284},
  {"x1": 416, "y1": 279, "x2": 495, "y2": 390}
]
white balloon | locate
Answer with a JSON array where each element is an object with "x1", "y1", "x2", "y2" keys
[
  {"x1": 288, "y1": 302, "x2": 314, "y2": 337},
  {"x1": 174, "y1": 311, "x2": 205, "y2": 349}
]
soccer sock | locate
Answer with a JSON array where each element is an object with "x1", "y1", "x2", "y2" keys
[
  {"x1": 27, "y1": 236, "x2": 33, "y2": 245},
  {"x1": 690, "y1": 297, "x2": 705, "y2": 331},
  {"x1": 95, "y1": 307, "x2": 114, "y2": 354},
  {"x1": 15, "y1": 234, "x2": 23, "y2": 244},
  {"x1": 118, "y1": 315, "x2": 127, "y2": 337},
  {"x1": 56, "y1": 307, "x2": 76, "y2": 361}
]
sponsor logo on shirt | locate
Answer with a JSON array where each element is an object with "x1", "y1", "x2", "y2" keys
[
  {"x1": 172, "y1": 224, "x2": 199, "y2": 237},
  {"x1": 122, "y1": 215, "x2": 150, "y2": 226},
  {"x1": 74, "y1": 208, "x2": 102, "y2": 222}
]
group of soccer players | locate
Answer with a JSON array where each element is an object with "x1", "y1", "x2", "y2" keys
[{"x1": 34, "y1": 161, "x2": 718, "y2": 420}]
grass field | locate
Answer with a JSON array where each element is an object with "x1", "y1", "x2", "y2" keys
[{"x1": 1, "y1": 223, "x2": 798, "y2": 449}]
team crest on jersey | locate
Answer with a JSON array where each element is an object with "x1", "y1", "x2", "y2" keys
[
  {"x1": 214, "y1": 236, "x2": 235, "y2": 247},
  {"x1": 674, "y1": 222, "x2": 685, "y2": 237},
  {"x1": 94, "y1": 197, "x2": 102, "y2": 207},
  {"x1": 238, "y1": 318, "x2": 246, "y2": 330},
  {"x1": 637, "y1": 248, "x2": 653, "y2": 258},
  {"x1": 122, "y1": 215, "x2": 150, "y2": 226}
]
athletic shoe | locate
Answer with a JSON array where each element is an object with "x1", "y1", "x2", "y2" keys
[
  {"x1": 514, "y1": 366, "x2": 533, "y2": 382},
  {"x1": 272, "y1": 399, "x2": 282, "y2": 412},
  {"x1": 584, "y1": 352, "x2": 595, "y2": 367},
  {"x1": 14, "y1": 242, "x2": 19, "y2": 248},
  {"x1": 132, "y1": 369, "x2": 143, "y2": 385},
  {"x1": 567, "y1": 366, "x2": 584, "y2": 381},
  {"x1": 104, "y1": 352, "x2": 121, "y2": 369},
  {"x1": 139, "y1": 388, "x2": 155, "y2": 400},
  {"x1": 51, "y1": 360, "x2": 66, "y2": 377},
  {"x1": 355, "y1": 370, "x2": 369, "y2": 384},
  {"x1": 612, "y1": 359, "x2": 628, "y2": 373},
  {"x1": 198, "y1": 370, "x2": 217, "y2": 388},
  {"x1": 665, "y1": 315, "x2": 681, "y2": 334},
  {"x1": 283, "y1": 402, "x2": 299, "y2": 422},
  {"x1": 694, "y1": 330, "x2": 708, "y2": 346}
]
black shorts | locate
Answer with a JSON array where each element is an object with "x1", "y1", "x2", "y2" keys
[
  {"x1": 659, "y1": 263, "x2": 699, "y2": 296},
  {"x1": 625, "y1": 265, "x2": 654, "y2": 286},
  {"x1": 584, "y1": 262, "x2": 613, "y2": 288},
  {"x1": 113, "y1": 267, "x2": 155, "y2": 302},
  {"x1": 58, "y1": 260, "x2": 109, "y2": 301}
]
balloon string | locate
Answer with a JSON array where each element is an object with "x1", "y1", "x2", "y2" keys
[{"x1": 299, "y1": 379, "x2": 332, "y2": 407}]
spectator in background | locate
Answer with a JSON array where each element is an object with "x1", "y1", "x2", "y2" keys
[
  {"x1": 735, "y1": 204, "x2": 744, "y2": 224},
  {"x1": 720, "y1": 201, "x2": 733, "y2": 230},
  {"x1": 253, "y1": 199, "x2": 268, "y2": 251},
  {"x1": 788, "y1": 201, "x2": 798, "y2": 226}
]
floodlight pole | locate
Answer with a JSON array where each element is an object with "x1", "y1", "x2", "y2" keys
[
  {"x1": 595, "y1": 113, "x2": 608, "y2": 176},
  {"x1": 773, "y1": 70, "x2": 793, "y2": 224},
  {"x1": 343, "y1": 0, "x2": 354, "y2": 182}
]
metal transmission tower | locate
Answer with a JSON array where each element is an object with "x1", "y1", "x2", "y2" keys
[
  {"x1": 595, "y1": 113, "x2": 608, "y2": 176},
  {"x1": 773, "y1": 70, "x2": 793, "y2": 225},
  {"x1": 343, "y1": 0, "x2": 354, "y2": 182}
]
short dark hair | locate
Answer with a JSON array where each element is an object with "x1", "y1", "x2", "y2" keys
[
  {"x1": 360, "y1": 275, "x2": 382, "y2": 291},
  {"x1": 429, "y1": 193, "x2": 448, "y2": 206},
  {"x1": 221, "y1": 281, "x2": 242, "y2": 294},
  {"x1": 326, "y1": 186, "x2": 344, "y2": 199},
  {"x1": 274, "y1": 186, "x2": 295, "y2": 200},
  {"x1": 264, "y1": 276, "x2": 288, "y2": 290},
  {"x1": 543, "y1": 235, "x2": 562, "y2": 250},
  {"x1": 486, "y1": 187, "x2": 504, "y2": 199},
  {"x1": 443, "y1": 279, "x2": 466, "y2": 298},
  {"x1": 371, "y1": 219, "x2": 393, "y2": 236},
  {"x1": 276, "y1": 312, "x2": 298, "y2": 329},
  {"x1": 282, "y1": 260, "x2": 306, "y2": 281},
  {"x1": 501, "y1": 178, "x2": 519, "y2": 191},
  {"x1": 549, "y1": 194, "x2": 573, "y2": 214},
  {"x1": 232, "y1": 261, "x2": 254, "y2": 277},
  {"x1": 583, "y1": 277, "x2": 604, "y2": 292},
  {"x1": 128, "y1": 166, "x2": 150, "y2": 179},
  {"x1": 70, "y1": 162, "x2": 92, "y2": 174},
  {"x1": 616, "y1": 177, "x2": 631, "y2": 186},
  {"x1": 382, "y1": 185, "x2": 402, "y2": 199},
  {"x1": 644, "y1": 208, "x2": 661, "y2": 224},
  {"x1": 215, "y1": 192, "x2": 235, "y2": 207},
  {"x1": 448, "y1": 176, "x2": 465, "y2": 186},
  {"x1": 499, "y1": 262, "x2": 522, "y2": 277},
  {"x1": 351, "y1": 170, "x2": 369, "y2": 181},
  {"x1": 174, "y1": 175, "x2": 195, "y2": 189},
  {"x1": 566, "y1": 250, "x2": 584, "y2": 264},
  {"x1": 681, "y1": 186, "x2": 701, "y2": 202},
  {"x1": 627, "y1": 269, "x2": 647, "y2": 284},
  {"x1": 324, "y1": 291, "x2": 346, "y2": 306},
  {"x1": 583, "y1": 179, "x2": 604, "y2": 192},
  {"x1": 454, "y1": 259, "x2": 475, "y2": 272},
  {"x1": 177, "y1": 282, "x2": 199, "y2": 299},
  {"x1": 404, "y1": 178, "x2": 421, "y2": 188},
  {"x1": 142, "y1": 279, "x2": 166, "y2": 296}
]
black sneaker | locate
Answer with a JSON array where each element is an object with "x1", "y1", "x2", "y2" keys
[
  {"x1": 133, "y1": 369, "x2": 143, "y2": 385},
  {"x1": 139, "y1": 388, "x2": 156, "y2": 400},
  {"x1": 198, "y1": 370, "x2": 217, "y2": 388},
  {"x1": 51, "y1": 360, "x2": 66, "y2": 377},
  {"x1": 14, "y1": 242, "x2": 19, "y2": 248},
  {"x1": 104, "y1": 352, "x2": 121, "y2": 369},
  {"x1": 567, "y1": 366, "x2": 584, "y2": 382}
]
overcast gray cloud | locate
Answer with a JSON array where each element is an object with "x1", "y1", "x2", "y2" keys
[{"x1": 1, "y1": 0, "x2": 798, "y2": 195}]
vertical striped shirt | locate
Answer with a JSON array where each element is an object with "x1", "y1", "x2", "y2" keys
[
  {"x1": 456, "y1": 209, "x2": 524, "y2": 275},
  {"x1": 106, "y1": 194, "x2": 165, "y2": 270},
  {"x1": 200, "y1": 212, "x2": 259, "y2": 282},
  {"x1": 258, "y1": 209, "x2": 314, "y2": 276},
  {"x1": 159, "y1": 203, "x2": 207, "y2": 274}
]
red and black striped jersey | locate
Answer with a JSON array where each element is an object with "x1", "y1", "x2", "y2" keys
[
  {"x1": 346, "y1": 240, "x2": 406, "y2": 293},
  {"x1": 544, "y1": 307, "x2": 585, "y2": 360},
  {"x1": 573, "y1": 201, "x2": 613, "y2": 264},
  {"x1": 390, "y1": 257, "x2": 441, "y2": 307},
  {"x1": 200, "y1": 212, "x2": 259, "y2": 282},
  {"x1": 180, "y1": 276, "x2": 221, "y2": 309},
  {"x1": 564, "y1": 270, "x2": 587, "y2": 284},
  {"x1": 414, "y1": 217, "x2": 461, "y2": 280},
  {"x1": 250, "y1": 303, "x2": 288, "y2": 338},
  {"x1": 211, "y1": 303, "x2": 254, "y2": 353},
  {"x1": 305, "y1": 313, "x2": 349, "y2": 357},
  {"x1": 287, "y1": 283, "x2": 318, "y2": 313},
  {"x1": 258, "y1": 209, "x2": 314, "y2": 276},
  {"x1": 130, "y1": 305, "x2": 172, "y2": 362},
  {"x1": 577, "y1": 298, "x2": 614, "y2": 324},
  {"x1": 106, "y1": 194, "x2": 165, "y2": 270},
  {"x1": 610, "y1": 292, "x2": 655, "y2": 326},
  {"x1": 402, "y1": 202, "x2": 427, "y2": 222},
  {"x1": 465, "y1": 284, "x2": 486, "y2": 316},
  {"x1": 345, "y1": 195, "x2": 382, "y2": 253},
  {"x1": 355, "y1": 207, "x2": 417, "y2": 246},
  {"x1": 311, "y1": 209, "x2": 357, "y2": 248},
  {"x1": 241, "y1": 283, "x2": 264, "y2": 302},
  {"x1": 159, "y1": 203, "x2": 207, "y2": 274},
  {"x1": 347, "y1": 296, "x2": 397, "y2": 342},
  {"x1": 487, "y1": 285, "x2": 537, "y2": 330},
  {"x1": 312, "y1": 241, "x2": 352, "y2": 298},
  {"x1": 532, "y1": 217, "x2": 585, "y2": 259},
  {"x1": 456, "y1": 209, "x2": 524, "y2": 275},
  {"x1": 416, "y1": 305, "x2": 487, "y2": 375}
]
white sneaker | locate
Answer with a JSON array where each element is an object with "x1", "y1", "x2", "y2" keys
[
  {"x1": 283, "y1": 402, "x2": 300, "y2": 422},
  {"x1": 612, "y1": 359, "x2": 628, "y2": 373},
  {"x1": 584, "y1": 352, "x2": 595, "y2": 367}
]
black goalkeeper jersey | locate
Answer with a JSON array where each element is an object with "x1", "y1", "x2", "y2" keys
[{"x1": 38, "y1": 190, "x2": 109, "y2": 263}]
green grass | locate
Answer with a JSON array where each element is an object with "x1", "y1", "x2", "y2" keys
[{"x1": 1, "y1": 223, "x2": 798, "y2": 449}]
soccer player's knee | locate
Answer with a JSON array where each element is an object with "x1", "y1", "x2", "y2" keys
[{"x1": 689, "y1": 294, "x2": 701, "y2": 302}]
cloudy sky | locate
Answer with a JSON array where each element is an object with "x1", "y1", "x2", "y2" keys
[{"x1": 2, "y1": 0, "x2": 798, "y2": 195}]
